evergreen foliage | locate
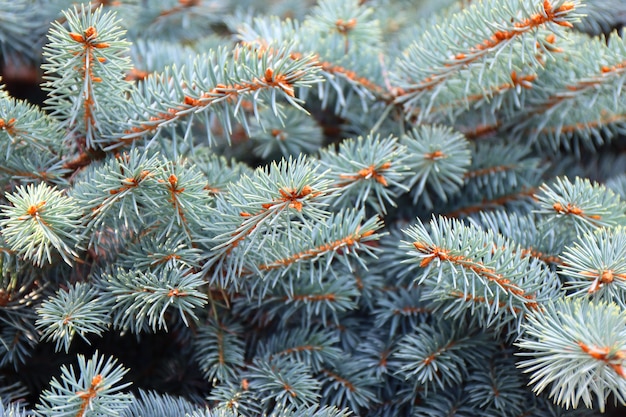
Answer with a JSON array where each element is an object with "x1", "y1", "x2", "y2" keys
[{"x1": 1, "y1": 0, "x2": 626, "y2": 416}]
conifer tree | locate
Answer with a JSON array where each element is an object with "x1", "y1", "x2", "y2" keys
[{"x1": 1, "y1": 0, "x2": 626, "y2": 416}]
